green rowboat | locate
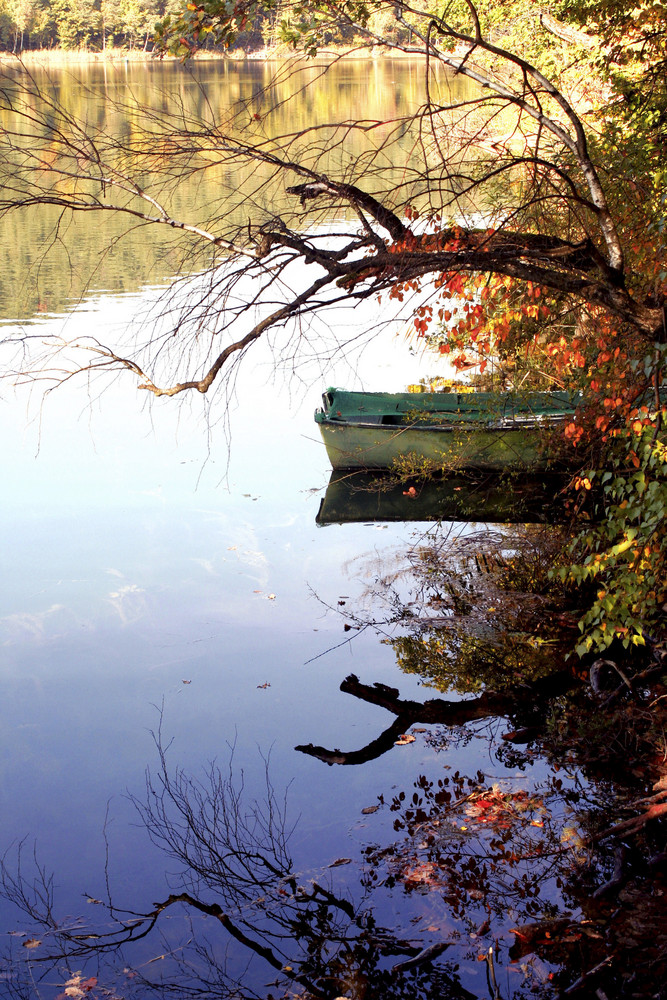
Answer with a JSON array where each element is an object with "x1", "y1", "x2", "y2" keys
[{"x1": 314, "y1": 387, "x2": 581, "y2": 472}]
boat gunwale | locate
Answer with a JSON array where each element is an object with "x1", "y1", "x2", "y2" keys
[
  {"x1": 314, "y1": 387, "x2": 582, "y2": 472},
  {"x1": 316, "y1": 387, "x2": 582, "y2": 425},
  {"x1": 315, "y1": 413, "x2": 570, "y2": 431}
]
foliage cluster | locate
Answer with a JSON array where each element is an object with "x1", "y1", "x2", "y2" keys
[{"x1": 560, "y1": 377, "x2": 667, "y2": 656}]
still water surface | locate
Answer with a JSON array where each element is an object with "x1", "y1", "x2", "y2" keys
[
  {"x1": 0, "y1": 56, "x2": 469, "y2": 320},
  {"x1": 1, "y1": 60, "x2": 582, "y2": 999}
]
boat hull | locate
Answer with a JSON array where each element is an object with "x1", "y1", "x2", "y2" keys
[
  {"x1": 319, "y1": 419, "x2": 558, "y2": 471},
  {"x1": 314, "y1": 387, "x2": 578, "y2": 472}
]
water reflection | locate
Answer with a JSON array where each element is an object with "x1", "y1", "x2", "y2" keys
[
  {"x1": 2, "y1": 704, "x2": 661, "y2": 1000},
  {"x1": 3, "y1": 316, "x2": 666, "y2": 1000},
  {"x1": 295, "y1": 669, "x2": 574, "y2": 767},
  {"x1": 0, "y1": 731, "x2": 483, "y2": 1000},
  {"x1": 316, "y1": 471, "x2": 570, "y2": 525},
  {"x1": 0, "y1": 58, "x2": 474, "y2": 321}
]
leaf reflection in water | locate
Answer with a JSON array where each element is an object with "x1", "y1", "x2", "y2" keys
[
  {"x1": 295, "y1": 521, "x2": 667, "y2": 999},
  {"x1": 2, "y1": 635, "x2": 667, "y2": 1000}
]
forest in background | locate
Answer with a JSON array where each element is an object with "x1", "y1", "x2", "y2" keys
[
  {"x1": 0, "y1": 0, "x2": 381, "y2": 53},
  {"x1": 1, "y1": 0, "x2": 185, "y2": 52}
]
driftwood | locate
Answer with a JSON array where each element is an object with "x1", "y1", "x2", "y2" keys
[{"x1": 295, "y1": 672, "x2": 574, "y2": 765}]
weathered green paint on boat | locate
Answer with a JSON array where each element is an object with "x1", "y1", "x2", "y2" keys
[{"x1": 314, "y1": 387, "x2": 581, "y2": 471}]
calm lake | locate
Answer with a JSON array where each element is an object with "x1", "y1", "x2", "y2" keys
[{"x1": 1, "y1": 58, "x2": 596, "y2": 1000}]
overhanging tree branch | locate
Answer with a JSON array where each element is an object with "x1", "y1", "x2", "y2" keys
[{"x1": 0, "y1": 2, "x2": 663, "y2": 401}]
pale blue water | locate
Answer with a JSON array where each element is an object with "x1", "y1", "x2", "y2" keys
[
  {"x1": 0, "y1": 63, "x2": 579, "y2": 1000},
  {"x1": 0, "y1": 282, "x2": 488, "y2": 975}
]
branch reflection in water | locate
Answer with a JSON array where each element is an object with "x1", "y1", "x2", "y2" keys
[
  {"x1": 2, "y1": 522, "x2": 666, "y2": 1000},
  {"x1": 0, "y1": 706, "x2": 655, "y2": 1000},
  {"x1": 0, "y1": 724, "x2": 481, "y2": 1000}
]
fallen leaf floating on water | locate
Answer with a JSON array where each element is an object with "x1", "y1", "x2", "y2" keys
[
  {"x1": 362, "y1": 804, "x2": 380, "y2": 814},
  {"x1": 329, "y1": 858, "x2": 352, "y2": 867},
  {"x1": 62, "y1": 976, "x2": 97, "y2": 998},
  {"x1": 462, "y1": 787, "x2": 547, "y2": 829},
  {"x1": 22, "y1": 938, "x2": 41, "y2": 949},
  {"x1": 395, "y1": 733, "x2": 416, "y2": 745},
  {"x1": 509, "y1": 918, "x2": 574, "y2": 960}
]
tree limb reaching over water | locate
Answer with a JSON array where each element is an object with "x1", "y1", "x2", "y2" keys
[{"x1": 0, "y1": 0, "x2": 664, "y2": 401}]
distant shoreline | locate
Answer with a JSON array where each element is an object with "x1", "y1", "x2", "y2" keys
[
  {"x1": 0, "y1": 44, "x2": 442, "y2": 67},
  {"x1": 0, "y1": 47, "x2": 272, "y2": 66}
]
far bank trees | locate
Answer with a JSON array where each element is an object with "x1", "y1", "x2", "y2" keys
[{"x1": 0, "y1": 0, "x2": 182, "y2": 51}]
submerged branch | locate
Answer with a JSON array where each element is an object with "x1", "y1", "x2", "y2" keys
[{"x1": 296, "y1": 670, "x2": 575, "y2": 765}]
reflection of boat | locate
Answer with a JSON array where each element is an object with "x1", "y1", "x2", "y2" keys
[
  {"x1": 314, "y1": 387, "x2": 580, "y2": 471},
  {"x1": 316, "y1": 470, "x2": 569, "y2": 525}
]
